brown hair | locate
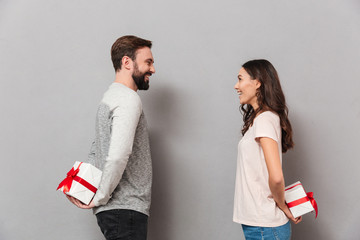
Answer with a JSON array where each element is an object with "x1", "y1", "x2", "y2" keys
[
  {"x1": 241, "y1": 59, "x2": 294, "y2": 153},
  {"x1": 111, "y1": 35, "x2": 152, "y2": 71}
]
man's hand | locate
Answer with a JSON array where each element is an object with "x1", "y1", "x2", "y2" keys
[{"x1": 66, "y1": 195, "x2": 95, "y2": 209}]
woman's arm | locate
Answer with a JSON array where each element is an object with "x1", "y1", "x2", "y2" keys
[{"x1": 259, "y1": 137, "x2": 302, "y2": 224}]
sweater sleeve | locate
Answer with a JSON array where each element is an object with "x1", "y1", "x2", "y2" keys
[
  {"x1": 87, "y1": 141, "x2": 96, "y2": 165},
  {"x1": 92, "y1": 96, "x2": 142, "y2": 206}
]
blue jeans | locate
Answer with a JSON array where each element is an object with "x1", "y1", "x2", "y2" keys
[
  {"x1": 96, "y1": 209, "x2": 148, "y2": 240},
  {"x1": 242, "y1": 221, "x2": 291, "y2": 240}
]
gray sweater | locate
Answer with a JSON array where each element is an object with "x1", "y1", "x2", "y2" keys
[{"x1": 88, "y1": 82, "x2": 152, "y2": 216}]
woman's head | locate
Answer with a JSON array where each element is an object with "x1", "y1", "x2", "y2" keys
[
  {"x1": 241, "y1": 59, "x2": 285, "y2": 111},
  {"x1": 234, "y1": 67, "x2": 261, "y2": 108},
  {"x1": 237, "y1": 59, "x2": 294, "y2": 152}
]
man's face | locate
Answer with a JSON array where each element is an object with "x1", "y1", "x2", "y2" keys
[{"x1": 132, "y1": 47, "x2": 155, "y2": 90}]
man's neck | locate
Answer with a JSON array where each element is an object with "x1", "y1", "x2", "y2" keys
[{"x1": 114, "y1": 71, "x2": 138, "y2": 92}]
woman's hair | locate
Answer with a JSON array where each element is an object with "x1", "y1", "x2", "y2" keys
[{"x1": 240, "y1": 59, "x2": 294, "y2": 153}]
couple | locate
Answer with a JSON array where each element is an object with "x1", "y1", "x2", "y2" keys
[{"x1": 66, "y1": 35, "x2": 301, "y2": 240}]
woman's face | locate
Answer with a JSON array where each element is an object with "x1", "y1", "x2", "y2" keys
[{"x1": 234, "y1": 67, "x2": 261, "y2": 109}]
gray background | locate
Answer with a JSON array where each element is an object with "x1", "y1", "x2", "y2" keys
[{"x1": 0, "y1": 0, "x2": 359, "y2": 239}]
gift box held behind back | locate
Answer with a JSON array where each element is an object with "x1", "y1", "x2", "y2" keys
[
  {"x1": 57, "y1": 161, "x2": 102, "y2": 205},
  {"x1": 285, "y1": 181, "x2": 318, "y2": 218}
]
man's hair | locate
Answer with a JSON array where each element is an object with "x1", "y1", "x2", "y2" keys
[{"x1": 111, "y1": 35, "x2": 152, "y2": 71}]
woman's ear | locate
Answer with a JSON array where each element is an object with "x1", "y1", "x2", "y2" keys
[{"x1": 255, "y1": 79, "x2": 261, "y2": 89}]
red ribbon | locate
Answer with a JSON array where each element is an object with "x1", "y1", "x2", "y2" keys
[
  {"x1": 57, "y1": 162, "x2": 97, "y2": 194},
  {"x1": 287, "y1": 192, "x2": 318, "y2": 218},
  {"x1": 285, "y1": 183, "x2": 302, "y2": 191}
]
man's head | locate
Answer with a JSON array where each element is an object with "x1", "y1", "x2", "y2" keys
[{"x1": 111, "y1": 36, "x2": 155, "y2": 90}]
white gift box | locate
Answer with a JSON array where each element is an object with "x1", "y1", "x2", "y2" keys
[
  {"x1": 284, "y1": 181, "x2": 318, "y2": 218},
  {"x1": 57, "y1": 161, "x2": 102, "y2": 205}
]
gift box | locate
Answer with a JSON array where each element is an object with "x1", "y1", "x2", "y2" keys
[
  {"x1": 57, "y1": 161, "x2": 102, "y2": 205},
  {"x1": 284, "y1": 181, "x2": 318, "y2": 218}
]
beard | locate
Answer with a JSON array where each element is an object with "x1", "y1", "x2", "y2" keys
[{"x1": 132, "y1": 62, "x2": 151, "y2": 90}]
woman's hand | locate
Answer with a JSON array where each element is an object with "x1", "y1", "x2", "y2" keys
[
  {"x1": 66, "y1": 195, "x2": 95, "y2": 209},
  {"x1": 278, "y1": 203, "x2": 302, "y2": 224}
]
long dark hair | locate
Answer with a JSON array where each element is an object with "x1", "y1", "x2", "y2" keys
[{"x1": 240, "y1": 59, "x2": 294, "y2": 153}]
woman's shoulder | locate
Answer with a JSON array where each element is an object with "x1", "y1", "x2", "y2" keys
[{"x1": 254, "y1": 111, "x2": 280, "y2": 124}]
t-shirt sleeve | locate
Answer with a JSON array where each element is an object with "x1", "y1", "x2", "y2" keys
[{"x1": 254, "y1": 113, "x2": 280, "y2": 143}]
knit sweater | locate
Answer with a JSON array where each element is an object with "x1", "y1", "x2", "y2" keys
[{"x1": 88, "y1": 82, "x2": 152, "y2": 216}]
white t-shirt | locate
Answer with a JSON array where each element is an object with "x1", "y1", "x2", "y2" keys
[{"x1": 233, "y1": 111, "x2": 289, "y2": 227}]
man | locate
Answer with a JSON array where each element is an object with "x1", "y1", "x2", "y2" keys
[{"x1": 67, "y1": 35, "x2": 155, "y2": 240}]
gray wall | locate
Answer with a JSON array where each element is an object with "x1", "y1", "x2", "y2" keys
[{"x1": 1, "y1": 0, "x2": 359, "y2": 239}]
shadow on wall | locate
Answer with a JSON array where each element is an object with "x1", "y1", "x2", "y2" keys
[
  {"x1": 145, "y1": 85, "x2": 178, "y2": 240},
  {"x1": 147, "y1": 130, "x2": 174, "y2": 240},
  {"x1": 283, "y1": 111, "x2": 325, "y2": 240}
]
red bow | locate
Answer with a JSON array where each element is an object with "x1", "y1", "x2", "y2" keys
[
  {"x1": 306, "y1": 192, "x2": 318, "y2": 218},
  {"x1": 57, "y1": 163, "x2": 82, "y2": 193},
  {"x1": 57, "y1": 162, "x2": 98, "y2": 194}
]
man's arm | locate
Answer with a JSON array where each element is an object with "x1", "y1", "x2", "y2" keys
[{"x1": 92, "y1": 97, "x2": 142, "y2": 207}]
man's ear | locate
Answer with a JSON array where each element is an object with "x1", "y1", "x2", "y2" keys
[{"x1": 122, "y1": 56, "x2": 133, "y2": 70}]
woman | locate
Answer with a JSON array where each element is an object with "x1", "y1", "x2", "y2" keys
[{"x1": 233, "y1": 59, "x2": 302, "y2": 240}]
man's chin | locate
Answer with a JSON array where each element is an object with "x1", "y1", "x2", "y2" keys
[{"x1": 138, "y1": 83, "x2": 149, "y2": 91}]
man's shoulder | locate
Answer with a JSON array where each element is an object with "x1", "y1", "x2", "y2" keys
[{"x1": 102, "y1": 83, "x2": 142, "y2": 108}]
